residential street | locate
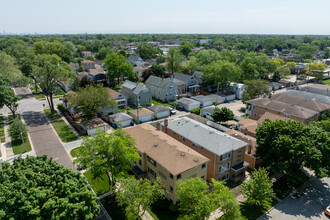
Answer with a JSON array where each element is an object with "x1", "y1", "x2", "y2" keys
[{"x1": 260, "y1": 176, "x2": 330, "y2": 220}]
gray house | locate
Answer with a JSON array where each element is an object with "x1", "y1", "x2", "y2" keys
[
  {"x1": 121, "y1": 80, "x2": 152, "y2": 107},
  {"x1": 127, "y1": 55, "x2": 144, "y2": 67},
  {"x1": 145, "y1": 75, "x2": 177, "y2": 102},
  {"x1": 173, "y1": 72, "x2": 200, "y2": 93}
]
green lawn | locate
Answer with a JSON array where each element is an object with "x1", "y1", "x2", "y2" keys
[
  {"x1": 0, "y1": 115, "x2": 5, "y2": 143},
  {"x1": 322, "y1": 78, "x2": 330, "y2": 85},
  {"x1": 101, "y1": 195, "x2": 127, "y2": 219},
  {"x1": 84, "y1": 170, "x2": 111, "y2": 196},
  {"x1": 152, "y1": 99, "x2": 173, "y2": 108},
  {"x1": 12, "y1": 136, "x2": 32, "y2": 155},
  {"x1": 238, "y1": 199, "x2": 279, "y2": 220},
  {"x1": 51, "y1": 120, "x2": 78, "y2": 142},
  {"x1": 31, "y1": 86, "x2": 66, "y2": 100},
  {"x1": 43, "y1": 109, "x2": 62, "y2": 121},
  {"x1": 70, "y1": 146, "x2": 83, "y2": 157}
]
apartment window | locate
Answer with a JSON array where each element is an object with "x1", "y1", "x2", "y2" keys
[
  {"x1": 168, "y1": 130, "x2": 171, "y2": 134},
  {"x1": 201, "y1": 176, "x2": 205, "y2": 180},
  {"x1": 147, "y1": 156, "x2": 157, "y2": 167},
  {"x1": 220, "y1": 152, "x2": 231, "y2": 161},
  {"x1": 252, "y1": 105, "x2": 255, "y2": 109},
  {"x1": 148, "y1": 167, "x2": 156, "y2": 178},
  {"x1": 173, "y1": 132, "x2": 176, "y2": 135},
  {"x1": 219, "y1": 173, "x2": 229, "y2": 181},
  {"x1": 180, "y1": 136, "x2": 185, "y2": 142},
  {"x1": 254, "y1": 113, "x2": 256, "y2": 117},
  {"x1": 170, "y1": 186, "x2": 174, "y2": 193},
  {"x1": 169, "y1": 173, "x2": 173, "y2": 179},
  {"x1": 284, "y1": 114, "x2": 290, "y2": 118},
  {"x1": 192, "y1": 143, "x2": 198, "y2": 149},
  {"x1": 218, "y1": 162, "x2": 231, "y2": 174},
  {"x1": 202, "y1": 163, "x2": 206, "y2": 169},
  {"x1": 177, "y1": 174, "x2": 181, "y2": 180},
  {"x1": 139, "y1": 160, "x2": 142, "y2": 166}
]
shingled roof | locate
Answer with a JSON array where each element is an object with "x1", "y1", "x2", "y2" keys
[{"x1": 145, "y1": 75, "x2": 174, "y2": 89}]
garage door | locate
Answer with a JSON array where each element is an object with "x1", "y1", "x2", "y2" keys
[{"x1": 157, "y1": 111, "x2": 170, "y2": 119}]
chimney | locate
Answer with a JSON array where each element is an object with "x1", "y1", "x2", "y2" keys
[{"x1": 164, "y1": 119, "x2": 168, "y2": 128}]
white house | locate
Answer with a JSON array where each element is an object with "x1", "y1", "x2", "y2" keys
[
  {"x1": 178, "y1": 98, "x2": 201, "y2": 111},
  {"x1": 127, "y1": 54, "x2": 144, "y2": 67},
  {"x1": 230, "y1": 82, "x2": 246, "y2": 100},
  {"x1": 109, "y1": 113, "x2": 133, "y2": 128},
  {"x1": 81, "y1": 118, "x2": 108, "y2": 136}
]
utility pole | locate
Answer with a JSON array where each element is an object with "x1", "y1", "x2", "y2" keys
[
  {"x1": 17, "y1": 113, "x2": 26, "y2": 152},
  {"x1": 136, "y1": 98, "x2": 140, "y2": 124}
]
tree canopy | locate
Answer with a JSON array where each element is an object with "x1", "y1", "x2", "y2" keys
[
  {"x1": 166, "y1": 48, "x2": 183, "y2": 74},
  {"x1": 242, "y1": 79, "x2": 269, "y2": 103},
  {"x1": 0, "y1": 156, "x2": 99, "y2": 220},
  {"x1": 211, "y1": 107, "x2": 234, "y2": 122}
]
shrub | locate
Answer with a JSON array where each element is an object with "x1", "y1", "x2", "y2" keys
[
  {"x1": 57, "y1": 103, "x2": 65, "y2": 113},
  {"x1": 190, "y1": 107, "x2": 200, "y2": 115},
  {"x1": 9, "y1": 118, "x2": 27, "y2": 140}
]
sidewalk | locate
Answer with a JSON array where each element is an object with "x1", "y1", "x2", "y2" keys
[{"x1": 3, "y1": 114, "x2": 14, "y2": 158}]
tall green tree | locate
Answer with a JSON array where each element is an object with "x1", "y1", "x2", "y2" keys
[
  {"x1": 138, "y1": 43, "x2": 162, "y2": 59},
  {"x1": 95, "y1": 47, "x2": 113, "y2": 60},
  {"x1": 0, "y1": 156, "x2": 99, "y2": 220},
  {"x1": 67, "y1": 85, "x2": 117, "y2": 119},
  {"x1": 32, "y1": 54, "x2": 74, "y2": 114},
  {"x1": 104, "y1": 53, "x2": 139, "y2": 85},
  {"x1": 241, "y1": 168, "x2": 275, "y2": 207},
  {"x1": 74, "y1": 129, "x2": 140, "y2": 186},
  {"x1": 211, "y1": 107, "x2": 234, "y2": 122},
  {"x1": 305, "y1": 61, "x2": 328, "y2": 81},
  {"x1": 116, "y1": 177, "x2": 165, "y2": 219},
  {"x1": 166, "y1": 48, "x2": 183, "y2": 74},
  {"x1": 256, "y1": 120, "x2": 330, "y2": 183},
  {"x1": 202, "y1": 60, "x2": 241, "y2": 90},
  {"x1": 0, "y1": 86, "x2": 20, "y2": 117},
  {"x1": 242, "y1": 79, "x2": 269, "y2": 103},
  {"x1": 0, "y1": 52, "x2": 24, "y2": 83},
  {"x1": 179, "y1": 42, "x2": 192, "y2": 58},
  {"x1": 150, "y1": 64, "x2": 166, "y2": 77}
]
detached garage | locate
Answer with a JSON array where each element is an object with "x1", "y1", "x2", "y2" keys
[
  {"x1": 191, "y1": 95, "x2": 213, "y2": 108},
  {"x1": 148, "y1": 105, "x2": 170, "y2": 119},
  {"x1": 109, "y1": 113, "x2": 133, "y2": 128},
  {"x1": 178, "y1": 97, "x2": 201, "y2": 111},
  {"x1": 129, "y1": 108, "x2": 154, "y2": 123},
  {"x1": 81, "y1": 118, "x2": 107, "y2": 136}
]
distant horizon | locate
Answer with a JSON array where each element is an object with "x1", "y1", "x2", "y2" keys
[{"x1": 1, "y1": 0, "x2": 330, "y2": 35}]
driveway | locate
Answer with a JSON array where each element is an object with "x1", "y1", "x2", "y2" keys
[
  {"x1": 259, "y1": 176, "x2": 330, "y2": 220},
  {"x1": 217, "y1": 100, "x2": 246, "y2": 116}
]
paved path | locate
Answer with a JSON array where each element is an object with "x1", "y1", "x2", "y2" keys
[
  {"x1": 259, "y1": 176, "x2": 330, "y2": 220},
  {"x1": 22, "y1": 111, "x2": 75, "y2": 170}
]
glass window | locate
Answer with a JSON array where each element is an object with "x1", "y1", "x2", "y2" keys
[
  {"x1": 170, "y1": 186, "x2": 173, "y2": 192},
  {"x1": 169, "y1": 173, "x2": 173, "y2": 179},
  {"x1": 202, "y1": 163, "x2": 206, "y2": 169},
  {"x1": 177, "y1": 174, "x2": 181, "y2": 180},
  {"x1": 148, "y1": 167, "x2": 156, "y2": 178}
]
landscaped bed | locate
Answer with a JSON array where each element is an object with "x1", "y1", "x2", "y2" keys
[
  {"x1": 0, "y1": 114, "x2": 5, "y2": 143},
  {"x1": 84, "y1": 170, "x2": 111, "y2": 196},
  {"x1": 70, "y1": 146, "x2": 83, "y2": 158},
  {"x1": 43, "y1": 109, "x2": 78, "y2": 142},
  {"x1": 8, "y1": 114, "x2": 32, "y2": 154}
]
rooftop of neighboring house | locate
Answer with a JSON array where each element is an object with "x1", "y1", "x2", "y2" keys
[
  {"x1": 88, "y1": 69, "x2": 105, "y2": 76},
  {"x1": 178, "y1": 97, "x2": 200, "y2": 105},
  {"x1": 191, "y1": 95, "x2": 213, "y2": 103},
  {"x1": 81, "y1": 118, "x2": 107, "y2": 130},
  {"x1": 127, "y1": 54, "x2": 143, "y2": 61},
  {"x1": 184, "y1": 113, "x2": 209, "y2": 125},
  {"x1": 270, "y1": 93, "x2": 330, "y2": 113},
  {"x1": 145, "y1": 75, "x2": 174, "y2": 89},
  {"x1": 192, "y1": 71, "x2": 203, "y2": 84},
  {"x1": 147, "y1": 105, "x2": 170, "y2": 113},
  {"x1": 124, "y1": 124, "x2": 209, "y2": 175},
  {"x1": 129, "y1": 108, "x2": 153, "y2": 117},
  {"x1": 121, "y1": 80, "x2": 149, "y2": 95},
  {"x1": 133, "y1": 84, "x2": 149, "y2": 95},
  {"x1": 107, "y1": 88, "x2": 121, "y2": 99},
  {"x1": 225, "y1": 130, "x2": 257, "y2": 155},
  {"x1": 173, "y1": 72, "x2": 197, "y2": 85},
  {"x1": 299, "y1": 84, "x2": 330, "y2": 96},
  {"x1": 122, "y1": 80, "x2": 138, "y2": 90},
  {"x1": 69, "y1": 62, "x2": 79, "y2": 67},
  {"x1": 109, "y1": 113, "x2": 132, "y2": 122},
  {"x1": 76, "y1": 72, "x2": 88, "y2": 80},
  {"x1": 282, "y1": 90, "x2": 330, "y2": 105},
  {"x1": 81, "y1": 51, "x2": 92, "y2": 54},
  {"x1": 247, "y1": 98, "x2": 318, "y2": 119},
  {"x1": 81, "y1": 60, "x2": 95, "y2": 64},
  {"x1": 162, "y1": 117, "x2": 248, "y2": 156},
  {"x1": 172, "y1": 78, "x2": 186, "y2": 86},
  {"x1": 202, "y1": 106, "x2": 216, "y2": 114},
  {"x1": 257, "y1": 112, "x2": 289, "y2": 125},
  {"x1": 134, "y1": 67, "x2": 147, "y2": 71}
]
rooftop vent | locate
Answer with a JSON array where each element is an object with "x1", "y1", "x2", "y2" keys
[
  {"x1": 154, "y1": 144, "x2": 158, "y2": 147},
  {"x1": 181, "y1": 153, "x2": 185, "y2": 156},
  {"x1": 234, "y1": 134, "x2": 238, "y2": 137},
  {"x1": 194, "y1": 158, "x2": 198, "y2": 162}
]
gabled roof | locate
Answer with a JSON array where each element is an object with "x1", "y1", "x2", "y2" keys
[
  {"x1": 282, "y1": 90, "x2": 330, "y2": 105},
  {"x1": 299, "y1": 85, "x2": 330, "y2": 97},
  {"x1": 128, "y1": 54, "x2": 143, "y2": 62},
  {"x1": 191, "y1": 95, "x2": 213, "y2": 103},
  {"x1": 81, "y1": 60, "x2": 94, "y2": 64},
  {"x1": 147, "y1": 105, "x2": 170, "y2": 113},
  {"x1": 122, "y1": 80, "x2": 138, "y2": 90},
  {"x1": 81, "y1": 118, "x2": 107, "y2": 129},
  {"x1": 107, "y1": 88, "x2": 120, "y2": 99},
  {"x1": 109, "y1": 113, "x2": 132, "y2": 122},
  {"x1": 173, "y1": 72, "x2": 197, "y2": 85},
  {"x1": 145, "y1": 75, "x2": 174, "y2": 90},
  {"x1": 225, "y1": 130, "x2": 257, "y2": 155},
  {"x1": 133, "y1": 84, "x2": 149, "y2": 95},
  {"x1": 172, "y1": 78, "x2": 185, "y2": 86},
  {"x1": 178, "y1": 97, "x2": 200, "y2": 105},
  {"x1": 162, "y1": 117, "x2": 248, "y2": 156},
  {"x1": 129, "y1": 108, "x2": 153, "y2": 117},
  {"x1": 125, "y1": 124, "x2": 209, "y2": 175},
  {"x1": 202, "y1": 106, "x2": 216, "y2": 114},
  {"x1": 192, "y1": 71, "x2": 203, "y2": 84},
  {"x1": 76, "y1": 72, "x2": 88, "y2": 80}
]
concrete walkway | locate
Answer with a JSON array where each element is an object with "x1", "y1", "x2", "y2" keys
[{"x1": 3, "y1": 114, "x2": 14, "y2": 157}]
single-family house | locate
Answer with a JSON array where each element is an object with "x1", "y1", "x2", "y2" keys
[
  {"x1": 173, "y1": 78, "x2": 186, "y2": 95},
  {"x1": 134, "y1": 67, "x2": 148, "y2": 79},
  {"x1": 121, "y1": 80, "x2": 152, "y2": 107},
  {"x1": 145, "y1": 75, "x2": 177, "y2": 102},
  {"x1": 81, "y1": 51, "x2": 92, "y2": 58},
  {"x1": 270, "y1": 82, "x2": 283, "y2": 91},
  {"x1": 109, "y1": 113, "x2": 133, "y2": 128},
  {"x1": 129, "y1": 108, "x2": 154, "y2": 123},
  {"x1": 69, "y1": 62, "x2": 79, "y2": 73},
  {"x1": 62, "y1": 91, "x2": 76, "y2": 115},
  {"x1": 76, "y1": 72, "x2": 88, "y2": 80},
  {"x1": 148, "y1": 105, "x2": 170, "y2": 119},
  {"x1": 191, "y1": 95, "x2": 213, "y2": 108},
  {"x1": 201, "y1": 106, "x2": 216, "y2": 121},
  {"x1": 125, "y1": 124, "x2": 209, "y2": 204},
  {"x1": 81, "y1": 118, "x2": 108, "y2": 136},
  {"x1": 278, "y1": 80, "x2": 294, "y2": 88},
  {"x1": 230, "y1": 82, "x2": 246, "y2": 100},
  {"x1": 143, "y1": 59, "x2": 157, "y2": 67},
  {"x1": 128, "y1": 54, "x2": 144, "y2": 67},
  {"x1": 81, "y1": 60, "x2": 95, "y2": 72},
  {"x1": 177, "y1": 98, "x2": 200, "y2": 111},
  {"x1": 159, "y1": 117, "x2": 249, "y2": 182},
  {"x1": 88, "y1": 69, "x2": 106, "y2": 84},
  {"x1": 173, "y1": 72, "x2": 200, "y2": 93},
  {"x1": 192, "y1": 71, "x2": 203, "y2": 85},
  {"x1": 108, "y1": 88, "x2": 127, "y2": 108}
]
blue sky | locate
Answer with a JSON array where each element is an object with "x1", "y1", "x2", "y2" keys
[{"x1": 1, "y1": 0, "x2": 330, "y2": 34}]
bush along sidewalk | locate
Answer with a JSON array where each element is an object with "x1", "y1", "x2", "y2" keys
[{"x1": 8, "y1": 115, "x2": 32, "y2": 154}]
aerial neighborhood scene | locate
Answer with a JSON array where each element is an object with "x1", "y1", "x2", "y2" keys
[{"x1": 1, "y1": 0, "x2": 330, "y2": 219}]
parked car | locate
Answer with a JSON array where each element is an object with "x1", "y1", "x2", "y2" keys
[
  {"x1": 170, "y1": 108, "x2": 176, "y2": 115},
  {"x1": 325, "y1": 205, "x2": 330, "y2": 216}
]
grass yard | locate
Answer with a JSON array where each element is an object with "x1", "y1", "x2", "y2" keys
[
  {"x1": 12, "y1": 136, "x2": 32, "y2": 155},
  {"x1": 239, "y1": 199, "x2": 279, "y2": 220},
  {"x1": 84, "y1": 169, "x2": 111, "y2": 196},
  {"x1": 51, "y1": 120, "x2": 78, "y2": 142},
  {"x1": 43, "y1": 109, "x2": 62, "y2": 121},
  {"x1": 70, "y1": 146, "x2": 83, "y2": 158},
  {"x1": 152, "y1": 99, "x2": 173, "y2": 108},
  {"x1": 31, "y1": 86, "x2": 66, "y2": 100},
  {"x1": 322, "y1": 78, "x2": 330, "y2": 85},
  {"x1": 0, "y1": 115, "x2": 5, "y2": 143},
  {"x1": 101, "y1": 195, "x2": 127, "y2": 220}
]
